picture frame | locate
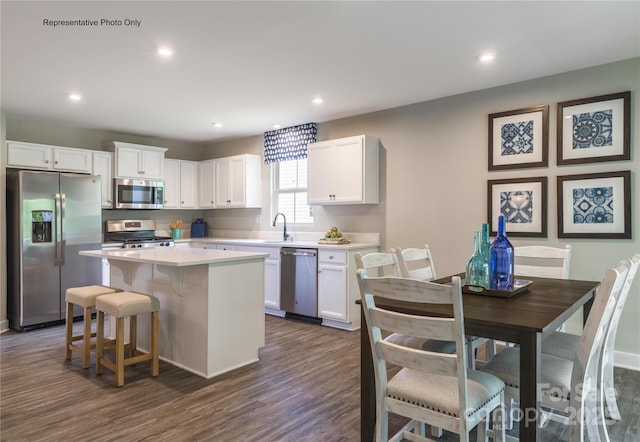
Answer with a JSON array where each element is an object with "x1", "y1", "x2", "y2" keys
[
  {"x1": 557, "y1": 91, "x2": 630, "y2": 165},
  {"x1": 487, "y1": 177, "x2": 548, "y2": 237},
  {"x1": 488, "y1": 105, "x2": 549, "y2": 170},
  {"x1": 557, "y1": 171, "x2": 631, "y2": 239}
]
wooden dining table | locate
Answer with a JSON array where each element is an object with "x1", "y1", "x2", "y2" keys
[{"x1": 359, "y1": 274, "x2": 600, "y2": 442}]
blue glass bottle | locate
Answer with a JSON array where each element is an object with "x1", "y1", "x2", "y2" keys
[
  {"x1": 466, "y1": 231, "x2": 489, "y2": 288},
  {"x1": 489, "y1": 215, "x2": 514, "y2": 291}
]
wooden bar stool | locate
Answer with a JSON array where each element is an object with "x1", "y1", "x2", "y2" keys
[
  {"x1": 95, "y1": 291, "x2": 160, "y2": 387},
  {"x1": 65, "y1": 285, "x2": 123, "y2": 368}
]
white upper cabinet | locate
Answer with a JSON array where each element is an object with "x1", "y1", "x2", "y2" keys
[
  {"x1": 92, "y1": 151, "x2": 114, "y2": 208},
  {"x1": 106, "y1": 141, "x2": 167, "y2": 179},
  {"x1": 213, "y1": 154, "x2": 262, "y2": 208},
  {"x1": 307, "y1": 135, "x2": 379, "y2": 205},
  {"x1": 7, "y1": 141, "x2": 92, "y2": 173},
  {"x1": 198, "y1": 159, "x2": 216, "y2": 208},
  {"x1": 164, "y1": 159, "x2": 198, "y2": 209}
]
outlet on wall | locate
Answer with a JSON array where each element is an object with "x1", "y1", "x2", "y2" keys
[{"x1": 255, "y1": 215, "x2": 261, "y2": 224}]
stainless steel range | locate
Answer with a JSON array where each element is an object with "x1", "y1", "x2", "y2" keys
[{"x1": 105, "y1": 219, "x2": 174, "y2": 249}]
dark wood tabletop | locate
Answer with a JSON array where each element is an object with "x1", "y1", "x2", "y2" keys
[{"x1": 359, "y1": 274, "x2": 600, "y2": 442}]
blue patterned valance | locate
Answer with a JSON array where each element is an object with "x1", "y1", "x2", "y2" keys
[{"x1": 264, "y1": 122, "x2": 317, "y2": 164}]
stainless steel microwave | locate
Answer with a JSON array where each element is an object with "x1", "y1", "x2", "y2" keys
[{"x1": 113, "y1": 178, "x2": 164, "y2": 209}]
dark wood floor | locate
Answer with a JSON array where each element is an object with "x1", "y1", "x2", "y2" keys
[{"x1": 1, "y1": 316, "x2": 638, "y2": 441}]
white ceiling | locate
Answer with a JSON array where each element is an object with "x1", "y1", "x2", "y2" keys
[{"x1": 2, "y1": 1, "x2": 639, "y2": 144}]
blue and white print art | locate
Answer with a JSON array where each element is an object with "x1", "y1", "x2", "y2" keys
[
  {"x1": 558, "y1": 92, "x2": 629, "y2": 164},
  {"x1": 501, "y1": 120, "x2": 534, "y2": 156},
  {"x1": 489, "y1": 105, "x2": 547, "y2": 170},
  {"x1": 558, "y1": 171, "x2": 630, "y2": 238},
  {"x1": 489, "y1": 177, "x2": 546, "y2": 237},
  {"x1": 572, "y1": 187, "x2": 614, "y2": 224},
  {"x1": 500, "y1": 190, "x2": 533, "y2": 224},
  {"x1": 573, "y1": 110, "x2": 613, "y2": 150},
  {"x1": 264, "y1": 122, "x2": 317, "y2": 164}
]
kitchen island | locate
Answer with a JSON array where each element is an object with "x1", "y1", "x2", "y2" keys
[{"x1": 79, "y1": 248, "x2": 268, "y2": 379}]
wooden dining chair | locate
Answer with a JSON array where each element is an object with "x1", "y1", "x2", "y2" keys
[
  {"x1": 542, "y1": 252, "x2": 640, "y2": 422},
  {"x1": 394, "y1": 245, "x2": 494, "y2": 370},
  {"x1": 514, "y1": 244, "x2": 572, "y2": 279},
  {"x1": 355, "y1": 251, "x2": 456, "y2": 354},
  {"x1": 480, "y1": 259, "x2": 630, "y2": 442},
  {"x1": 357, "y1": 270, "x2": 506, "y2": 442}
]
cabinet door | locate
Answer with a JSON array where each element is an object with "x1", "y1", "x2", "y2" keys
[
  {"x1": 317, "y1": 263, "x2": 348, "y2": 321},
  {"x1": 228, "y1": 155, "x2": 246, "y2": 207},
  {"x1": 163, "y1": 159, "x2": 180, "y2": 208},
  {"x1": 214, "y1": 158, "x2": 231, "y2": 207},
  {"x1": 307, "y1": 141, "x2": 334, "y2": 203},
  {"x1": 333, "y1": 137, "x2": 364, "y2": 203},
  {"x1": 6, "y1": 142, "x2": 52, "y2": 170},
  {"x1": 116, "y1": 146, "x2": 143, "y2": 178},
  {"x1": 264, "y1": 258, "x2": 281, "y2": 309},
  {"x1": 92, "y1": 151, "x2": 113, "y2": 208},
  {"x1": 198, "y1": 160, "x2": 216, "y2": 208},
  {"x1": 53, "y1": 147, "x2": 92, "y2": 173},
  {"x1": 141, "y1": 149, "x2": 164, "y2": 179},
  {"x1": 180, "y1": 161, "x2": 198, "y2": 208}
]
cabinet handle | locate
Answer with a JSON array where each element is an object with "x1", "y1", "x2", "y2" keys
[
  {"x1": 44, "y1": 160, "x2": 49, "y2": 164},
  {"x1": 329, "y1": 255, "x2": 334, "y2": 260},
  {"x1": 181, "y1": 201, "x2": 184, "y2": 204},
  {"x1": 54, "y1": 160, "x2": 59, "y2": 164}
]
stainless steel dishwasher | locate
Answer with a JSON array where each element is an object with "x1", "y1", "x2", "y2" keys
[{"x1": 280, "y1": 247, "x2": 321, "y2": 323}]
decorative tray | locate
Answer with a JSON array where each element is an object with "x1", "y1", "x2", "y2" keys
[
  {"x1": 462, "y1": 279, "x2": 533, "y2": 298},
  {"x1": 318, "y1": 238, "x2": 351, "y2": 244}
]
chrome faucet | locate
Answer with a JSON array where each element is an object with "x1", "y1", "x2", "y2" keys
[{"x1": 272, "y1": 212, "x2": 290, "y2": 241}]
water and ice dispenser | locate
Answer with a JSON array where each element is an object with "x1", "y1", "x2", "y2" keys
[{"x1": 31, "y1": 210, "x2": 52, "y2": 243}]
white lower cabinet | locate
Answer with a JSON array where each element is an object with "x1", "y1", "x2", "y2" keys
[
  {"x1": 318, "y1": 251, "x2": 349, "y2": 322},
  {"x1": 317, "y1": 247, "x2": 378, "y2": 330}
]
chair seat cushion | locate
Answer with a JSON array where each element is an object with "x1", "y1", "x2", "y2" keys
[
  {"x1": 480, "y1": 347, "x2": 573, "y2": 400},
  {"x1": 387, "y1": 368, "x2": 504, "y2": 418},
  {"x1": 96, "y1": 292, "x2": 160, "y2": 318},
  {"x1": 384, "y1": 333, "x2": 456, "y2": 353},
  {"x1": 542, "y1": 331, "x2": 580, "y2": 361},
  {"x1": 65, "y1": 285, "x2": 120, "y2": 307}
]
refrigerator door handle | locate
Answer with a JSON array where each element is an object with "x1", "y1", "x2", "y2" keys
[
  {"x1": 60, "y1": 193, "x2": 66, "y2": 265},
  {"x1": 54, "y1": 193, "x2": 62, "y2": 266}
]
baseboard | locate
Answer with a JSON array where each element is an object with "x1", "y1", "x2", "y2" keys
[
  {"x1": 614, "y1": 350, "x2": 640, "y2": 371},
  {"x1": 0, "y1": 319, "x2": 9, "y2": 333}
]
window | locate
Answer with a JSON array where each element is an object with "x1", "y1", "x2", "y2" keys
[{"x1": 272, "y1": 159, "x2": 313, "y2": 224}]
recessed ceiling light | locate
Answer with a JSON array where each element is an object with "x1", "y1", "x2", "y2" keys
[
  {"x1": 312, "y1": 97, "x2": 323, "y2": 104},
  {"x1": 212, "y1": 122, "x2": 223, "y2": 128},
  {"x1": 272, "y1": 124, "x2": 281, "y2": 129},
  {"x1": 67, "y1": 93, "x2": 82, "y2": 101},
  {"x1": 478, "y1": 53, "x2": 495, "y2": 63},
  {"x1": 157, "y1": 47, "x2": 174, "y2": 57}
]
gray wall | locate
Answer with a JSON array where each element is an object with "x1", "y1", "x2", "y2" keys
[{"x1": 1, "y1": 58, "x2": 638, "y2": 364}]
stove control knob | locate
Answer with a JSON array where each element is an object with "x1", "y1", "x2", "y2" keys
[{"x1": 137, "y1": 244, "x2": 142, "y2": 248}]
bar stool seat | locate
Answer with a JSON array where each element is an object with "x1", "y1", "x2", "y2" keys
[
  {"x1": 95, "y1": 291, "x2": 160, "y2": 387},
  {"x1": 65, "y1": 285, "x2": 122, "y2": 368}
]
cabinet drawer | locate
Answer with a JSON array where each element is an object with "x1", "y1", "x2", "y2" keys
[{"x1": 319, "y1": 250, "x2": 347, "y2": 265}]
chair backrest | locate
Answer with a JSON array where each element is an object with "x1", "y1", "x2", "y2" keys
[
  {"x1": 393, "y1": 245, "x2": 437, "y2": 280},
  {"x1": 513, "y1": 245, "x2": 572, "y2": 279},
  {"x1": 569, "y1": 259, "x2": 630, "y2": 440},
  {"x1": 599, "y1": 253, "x2": 640, "y2": 411},
  {"x1": 354, "y1": 251, "x2": 399, "y2": 277},
  {"x1": 356, "y1": 270, "x2": 470, "y2": 418}
]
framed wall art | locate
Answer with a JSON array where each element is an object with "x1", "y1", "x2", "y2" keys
[
  {"x1": 487, "y1": 177, "x2": 548, "y2": 237},
  {"x1": 488, "y1": 105, "x2": 549, "y2": 170},
  {"x1": 557, "y1": 171, "x2": 631, "y2": 239},
  {"x1": 557, "y1": 91, "x2": 630, "y2": 165}
]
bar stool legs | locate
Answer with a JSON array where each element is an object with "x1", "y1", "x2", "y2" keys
[
  {"x1": 95, "y1": 291, "x2": 160, "y2": 387},
  {"x1": 64, "y1": 285, "x2": 122, "y2": 368}
]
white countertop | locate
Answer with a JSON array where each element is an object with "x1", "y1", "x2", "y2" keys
[
  {"x1": 175, "y1": 238, "x2": 378, "y2": 250},
  {"x1": 80, "y1": 248, "x2": 269, "y2": 267}
]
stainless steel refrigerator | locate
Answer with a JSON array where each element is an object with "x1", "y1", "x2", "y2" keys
[{"x1": 7, "y1": 170, "x2": 102, "y2": 331}]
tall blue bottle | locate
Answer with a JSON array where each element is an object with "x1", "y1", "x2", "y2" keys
[{"x1": 489, "y1": 215, "x2": 514, "y2": 291}]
